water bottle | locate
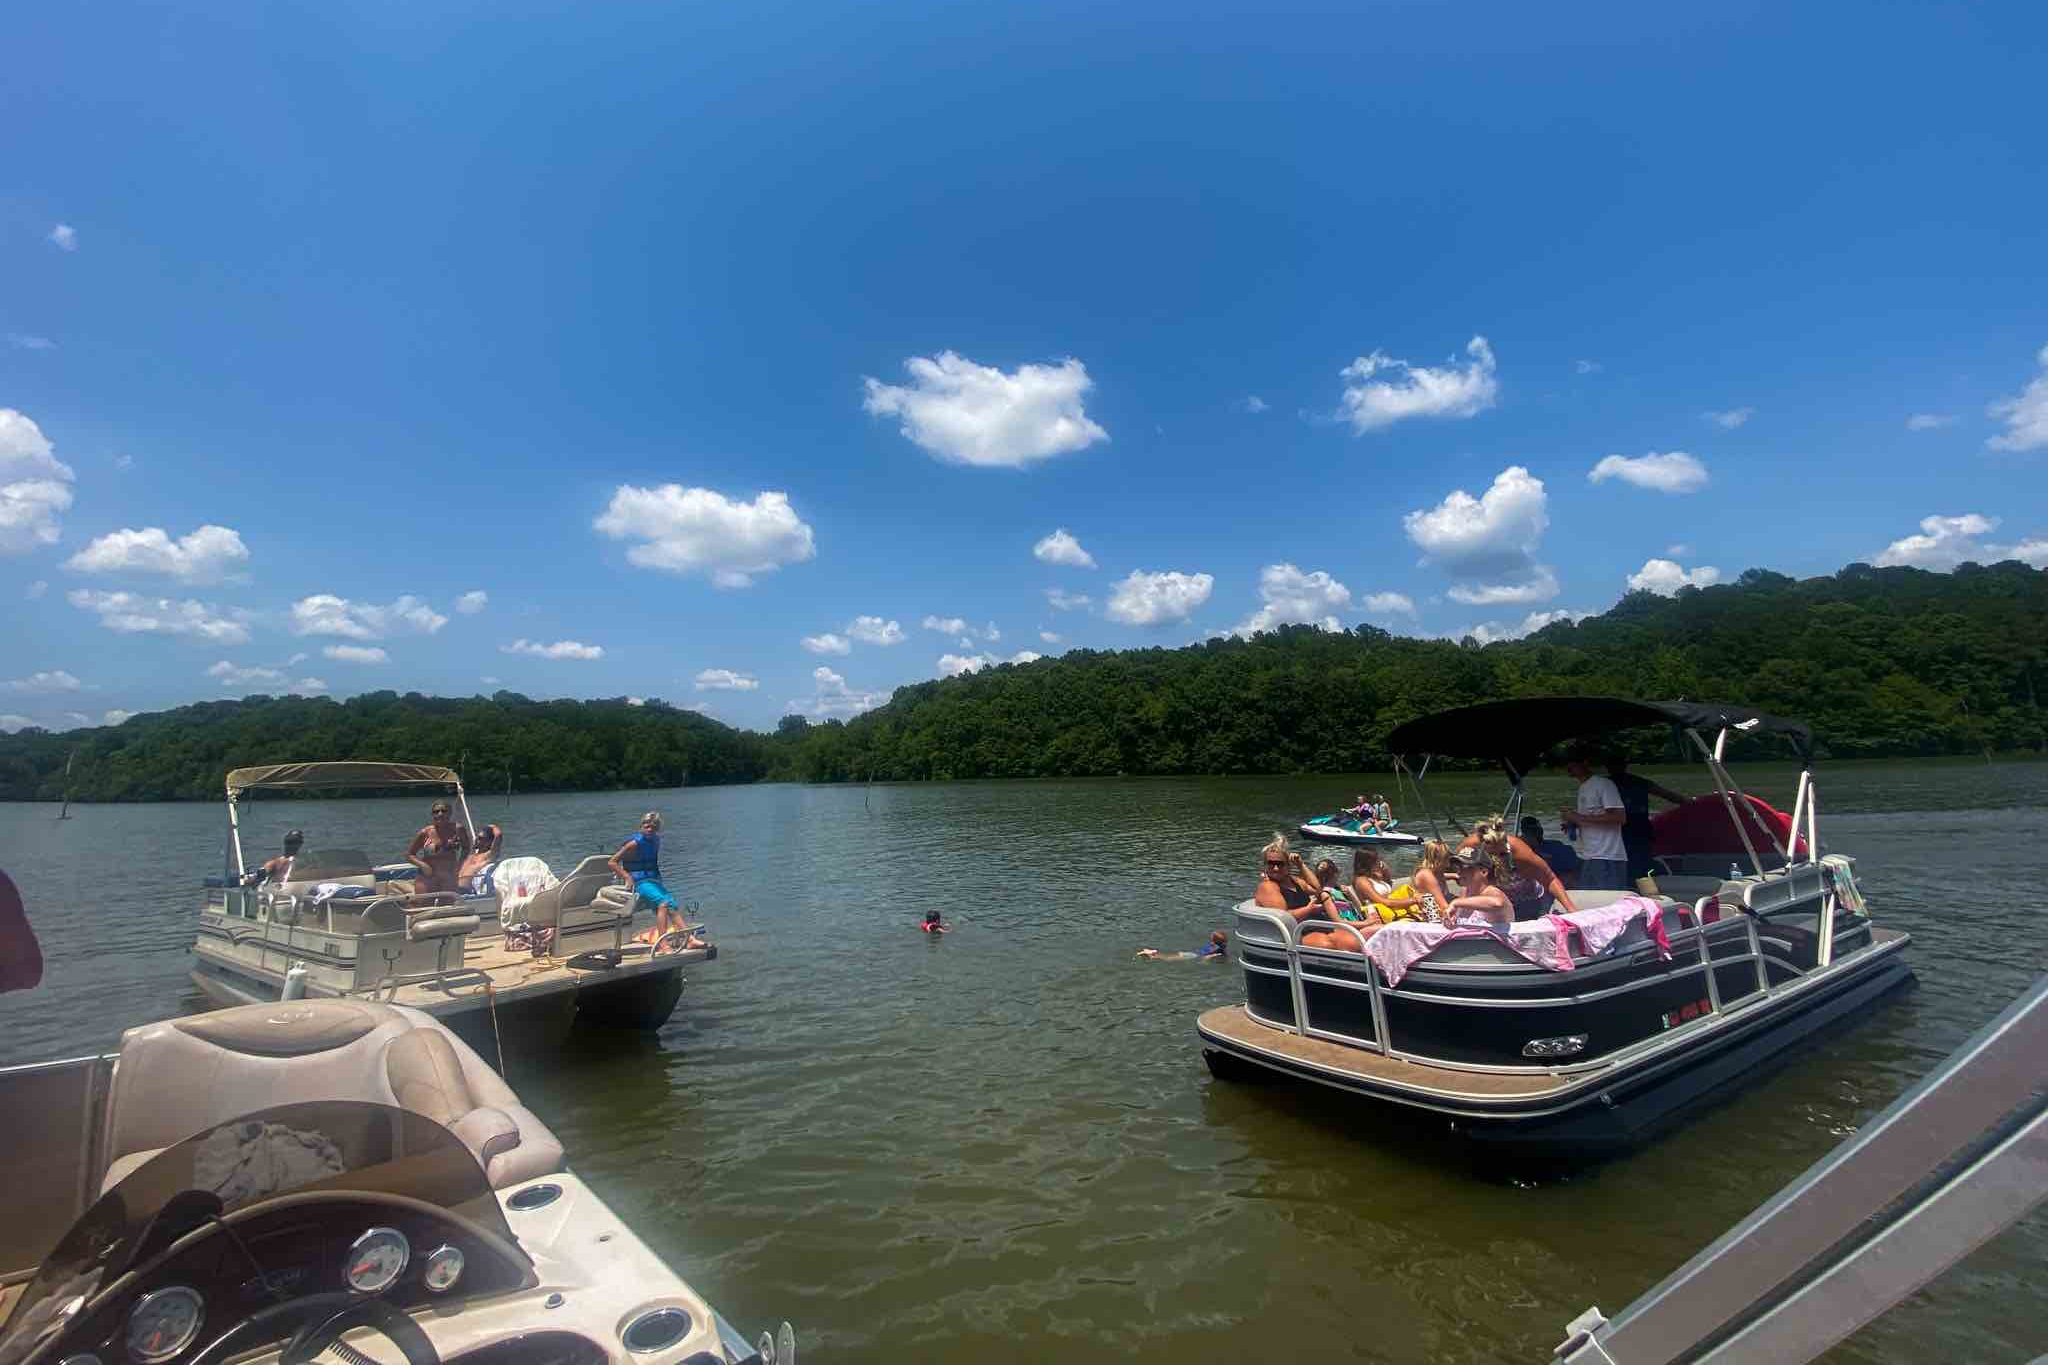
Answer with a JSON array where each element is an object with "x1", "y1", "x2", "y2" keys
[{"x1": 1727, "y1": 861, "x2": 1742, "y2": 882}]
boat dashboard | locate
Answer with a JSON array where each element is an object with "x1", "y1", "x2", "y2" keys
[{"x1": 10, "y1": 1194, "x2": 532, "y2": 1365}]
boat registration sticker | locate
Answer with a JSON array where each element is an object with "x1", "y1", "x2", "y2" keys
[{"x1": 1661, "y1": 997, "x2": 1711, "y2": 1030}]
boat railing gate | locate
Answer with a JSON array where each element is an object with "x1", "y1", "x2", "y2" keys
[
  {"x1": 1555, "y1": 971, "x2": 2048, "y2": 1364},
  {"x1": 1230, "y1": 878, "x2": 1867, "y2": 1078}
]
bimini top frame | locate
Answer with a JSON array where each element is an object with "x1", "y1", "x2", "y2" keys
[
  {"x1": 1385, "y1": 696, "x2": 1821, "y2": 888},
  {"x1": 222, "y1": 760, "x2": 474, "y2": 880}
]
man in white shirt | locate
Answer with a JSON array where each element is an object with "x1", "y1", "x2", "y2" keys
[{"x1": 1561, "y1": 749, "x2": 1631, "y2": 890}]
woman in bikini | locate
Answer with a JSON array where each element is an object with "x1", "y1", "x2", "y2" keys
[
  {"x1": 406, "y1": 799, "x2": 471, "y2": 899},
  {"x1": 1350, "y1": 849, "x2": 1425, "y2": 924},
  {"x1": 1445, "y1": 845, "x2": 1514, "y2": 935},
  {"x1": 1410, "y1": 840, "x2": 1457, "y2": 926},
  {"x1": 1459, "y1": 816, "x2": 1579, "y2": 921}
]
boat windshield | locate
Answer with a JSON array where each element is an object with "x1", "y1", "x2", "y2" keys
[{"x1": 0, "y1": 1101, "x2": 523, "y2": 1363}]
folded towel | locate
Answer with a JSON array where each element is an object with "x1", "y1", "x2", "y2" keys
[{"x1": 310, "y1": 882, "x2": 376, "y2": 905}]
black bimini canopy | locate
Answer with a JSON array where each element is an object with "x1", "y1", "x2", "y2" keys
[{"x1": 1386, "y1": 697, "x2": 1812, "y2": 763}]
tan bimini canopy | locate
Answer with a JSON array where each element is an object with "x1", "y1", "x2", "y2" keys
[{"x1": 226, "y1": 761, "x2": 462, "y2": 797}]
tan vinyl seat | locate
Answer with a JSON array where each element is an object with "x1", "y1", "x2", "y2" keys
[
  {"x1": 99, "y1": 1000, "x2": 563, "y2": 1196},
  {"x1": 513, "y1": 855, "x2": 631, "y2": 943}
]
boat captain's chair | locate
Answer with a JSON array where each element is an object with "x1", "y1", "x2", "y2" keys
[
  {"x1": 96, "y1": 1000, "x2": 563, "y2": 1196},
  {"x1": 510, "y1": 855, "x2": 633, "y2": 950}
]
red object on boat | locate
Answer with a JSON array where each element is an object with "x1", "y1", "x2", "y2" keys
[
  {"x1": 1651, "y1": 793, "x2": 1806, "y2": 859},
  {"x1": 0, "y1": 869, "x2": 43, "y2": 994}
]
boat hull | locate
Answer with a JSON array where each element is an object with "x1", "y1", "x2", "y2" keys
[{"x1": 1199, "y1": 934, "x2": 1913, "y2": 1157}]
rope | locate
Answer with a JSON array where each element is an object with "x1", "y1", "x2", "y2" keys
[{"x1": 484, "y1": 978, "x2": 505, "y2": 1077}]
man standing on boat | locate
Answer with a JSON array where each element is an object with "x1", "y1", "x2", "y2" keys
[
  {"x1": 1561, "y1": 748, "x2": 1631, "y2": 890},
  {"x1": 1606, "y1": 755, "x2": 1686, "y2": 891},
  {"x1": 608, "y1": 811, "x2": 698, "y2": 951}
]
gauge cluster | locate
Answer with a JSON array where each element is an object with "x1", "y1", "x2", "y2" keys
[{"x1": 40, "y1": 1200, "x2": 522, "y2": 1365}]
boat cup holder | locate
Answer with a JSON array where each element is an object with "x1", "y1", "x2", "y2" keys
[
  {"x1": 507, "y1": 1183, "x2": 563, "y2": 1211},
  {"x1": 620, "y1": 1307, "x2": 694, "y2": 1354}
]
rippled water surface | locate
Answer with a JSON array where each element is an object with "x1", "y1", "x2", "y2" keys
[{"x1": 2, "y1": 761, "x2": 2043, "y2": 1362}]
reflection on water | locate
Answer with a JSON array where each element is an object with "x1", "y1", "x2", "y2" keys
[{"x1": 1, "y1": 759, "x2": 2043, "y2": 1362}]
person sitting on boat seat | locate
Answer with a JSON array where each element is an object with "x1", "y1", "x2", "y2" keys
[
  {"x1": 1344, "y1": 795, "x2": 1378, "y2": 829},
  {"x1": 1313, "y1": 858, "x2": 1366, "y2": 921},
  {"x1": 459, "y1": 823, "x2": 503, "y2": 895},
  {"x1": 609, "y1": 810, "x2": 702, "y2": 951},
  {"x1": 1445, "y1": 845, "x2": 1514, "y2": 936},
  {"x1": 1520, "y1": 815, "x2": 1581, "y2": 886},
  {"x1": 1138, "y1": 931, "x2": 1228, "y2": 961},
  {"x1": 1409, "y1": 840, "x2": 1456, "y2": 925},
  {"x1": 1350, "y1": 849, "x2": 1425, "y2": 923},
  {"x1": 1256, "y1": 833, "x2": 1341, "y2": 925},
  {"x1": 406, "y1": 799, "x2": 471, "y2": 898},
  {"x1": 1461, "y1": 816, "x2": 1581, "y2": 921},
  {"x1": 1375, "y1": 793, "x2": 1395, "y2": 827},
  {"x1": 245, "y1": 829, "x2": 304, "y2": 886}
]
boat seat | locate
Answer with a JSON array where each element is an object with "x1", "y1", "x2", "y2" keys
[
  {"x1": 515, "y1": 867, "x2": 632, "y2": 941},
  {"x1": 100, "y1": 1000, "x2": 563, "y2": 1195},
  {"x1": 409, "y1": 911, "x2": 479, "y2": 941},
  {"x1": 276, "y1": 848, "x2": 379, "y2": 899}
]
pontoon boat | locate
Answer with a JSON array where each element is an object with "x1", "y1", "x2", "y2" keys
[
  {"x1": 191, "y1": 763, "x2": 709, "y2": 1035},
  {"x1": 1199, "y1": 698, "x2": 1914, "y2": 1155},
  {"x1": 0, "y1": 998, "x2": 790, "y2": 1365}
]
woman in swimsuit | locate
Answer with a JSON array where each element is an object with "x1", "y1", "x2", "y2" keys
[
  {"x1": 406, "y1": 799, "x2": 471, "y2": 898},
  {"x1": 1350, "y1": 849, "x2": 1424, "y2": 923},
  {"x1": 1410, "y1": 841, "x2": 1456, "y2": 926},
  {"x1": 1445, "y1": 845, "x2": 1515, "y2": 935},
  {"x1": 1254, "y1": 834, "x2": 1339, "y2": 923},
  {"x1": 1459, "y1": 816, "x2": 1579, "y2": 921}
]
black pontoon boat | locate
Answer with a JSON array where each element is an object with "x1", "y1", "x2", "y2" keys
[{"x1": 1198, "y1": 697, "x2": 1915, "y2": 1155}]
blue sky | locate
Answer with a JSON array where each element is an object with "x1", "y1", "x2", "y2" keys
[{"x1": 5, "y1": 0, "x2": 2045, "y2": 732}]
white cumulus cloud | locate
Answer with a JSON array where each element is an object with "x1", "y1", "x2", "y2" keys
[
  {"x1": 1447, "y1": 568, "x2": 1561, "y2": 606},
  {"x1": 1703, "y1": 407, "x2": 1755, "y2": 429},
  {"x1": 322, "y1": 644, "x2": 389, "y2": 664},
  {"x1": 846, "y1": 615, "x2": 905, "y2": 645},
  {"x1": 1627, "y1": 558, "x2": 1723, "y2": 596},
  {"x1": 0, "y1": 714, "x2": 37, "y2": 732},
  {"x1": 1044, "y1": 588, "x2": 1091, "y2": 612},
  {"x1": 1339, "y1": 335, "x2": 1498, "y2": 434},
  {"x1": 71, "y1": 589, "x2": 249, "y2": 643},
  {"x1": 48, "y1": 224, "x2": 77, "y2": 252},
  {"x1": 1905, "y1": 413, "x2": 1956, "y2": 431},
  {"x1": 503, "y1": 639, "x2": 605, "y2": 661},
  {"x1": 455, "y1": 590, "x2": 488, "y2": 614},
  {"x1": 1404, "y1": 465, "x2": 1556, "y2": 604},
  {"x1": 3, "y1": 670, "x2": 82, "y2": 693},
  {"x1": 595, "y1": 485, "x2": 816, "y2": 587},
  {"x1": 1032, "y1": 528, "x2": 1096, "y2": 568},
  {"x1": 1106, "y1": 569, "x2": 1214, "y2": 626},
  {"x1": 1873, "y1": 513, "x2": 2047, "y2": 569},
  {"x1": 102, "y1": 709, "x2": 133, "y2": 725},
  {"x1": 786, "y1": 665, "x2": 889, "y2": 719},
  {"x1": 1361, "y1": 591, "x2": 1417, "y2": 617},
  {"x1": 937, "y1": 653, "x2": 989, "y2": 677},
  {"x1": 1039, "y1": 630, "x2": 1061, "y2": 644},
  {"x1": 863, "y1": 352, "x2": 1108, "y2": 468},
  {"x1": 801, "y1": 633, "x2": 852, "y2": 655},
  {"x1": 205, "y1": 660, "x2": 324, "y2": 693},
  {"x1": 1588, "y1": 451, "x2": 1709, "y2": 494},
  {"x1": 65, "y1": 524, "x2": 249, "y2": 583},
  {"x1": 922, "y1": 615, "x2": 969, "y2": 636},
  {"x1": 1238, "y1": 395, "x2": 1269, "y2": 413},
  {"x1": 0, "y1": 409, "x2": 76, "y2": 555},
  {"x1": 693, "y1": 667, "x2": 758, "y2": 691},
  {"x1": 1234, "y1": 563, "x2": 1351, "y2": 637},
  {"x1": 291, "y1": 594, "x2": 447, "y2": 640},
  {"x1": 1987, "y1": 343, "x2": 2048, "y2": 453}
]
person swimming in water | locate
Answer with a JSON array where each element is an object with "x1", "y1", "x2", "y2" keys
[
  {"x1": 921, "y1": 909, "x2": 950, "y2": 934},
  {"x1": 1137, "y1": 931, "x2": 1228, "y2": 961}
]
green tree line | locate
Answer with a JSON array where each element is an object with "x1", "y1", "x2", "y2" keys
[{"x1": 4, "y1": 561, "x2": 2044, "y2": 802}]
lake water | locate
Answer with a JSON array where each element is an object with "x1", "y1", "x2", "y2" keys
[{"x1": 2, "y1": 761, "x2": 2044, "y2": 1362}]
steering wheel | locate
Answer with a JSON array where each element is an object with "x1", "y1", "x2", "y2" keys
[{"x1": 186, "y1": 1291, "x2": 440, "y2": 1365}]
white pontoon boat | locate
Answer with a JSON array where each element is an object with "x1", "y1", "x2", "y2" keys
[
  {"x1": 1201, "y1": 698, "x2": 1915, "y2": 1155},
  {"x1": 0, "y1": 998, "x2": 791, "y2": 1365},
  {"x1": 191, "y1": 763, "x2": 709, "y2": 1035}
]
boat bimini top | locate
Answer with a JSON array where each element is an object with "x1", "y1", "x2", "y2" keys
[
  {"x1": 1386, "y1": 696, "x2": 1820, "y2": 882},
  {"x1": 225, "y1": 761, "x2": 464, "y2": 796},
  {"x1": 223, "y1": 761, "x2": 474, "y2": 883}
]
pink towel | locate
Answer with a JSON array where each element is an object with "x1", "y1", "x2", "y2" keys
[{"x1": 1360, "y1": 898, "x2": 1670, "y2": 987}]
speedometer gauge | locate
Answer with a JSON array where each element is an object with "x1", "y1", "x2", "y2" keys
[
  {"x1": 127, "y1": 1286, "x2": 204, "y2": 1363},
  {"x1": 344, "y1": 1227, "x2": 411, "y2": 1294}
]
